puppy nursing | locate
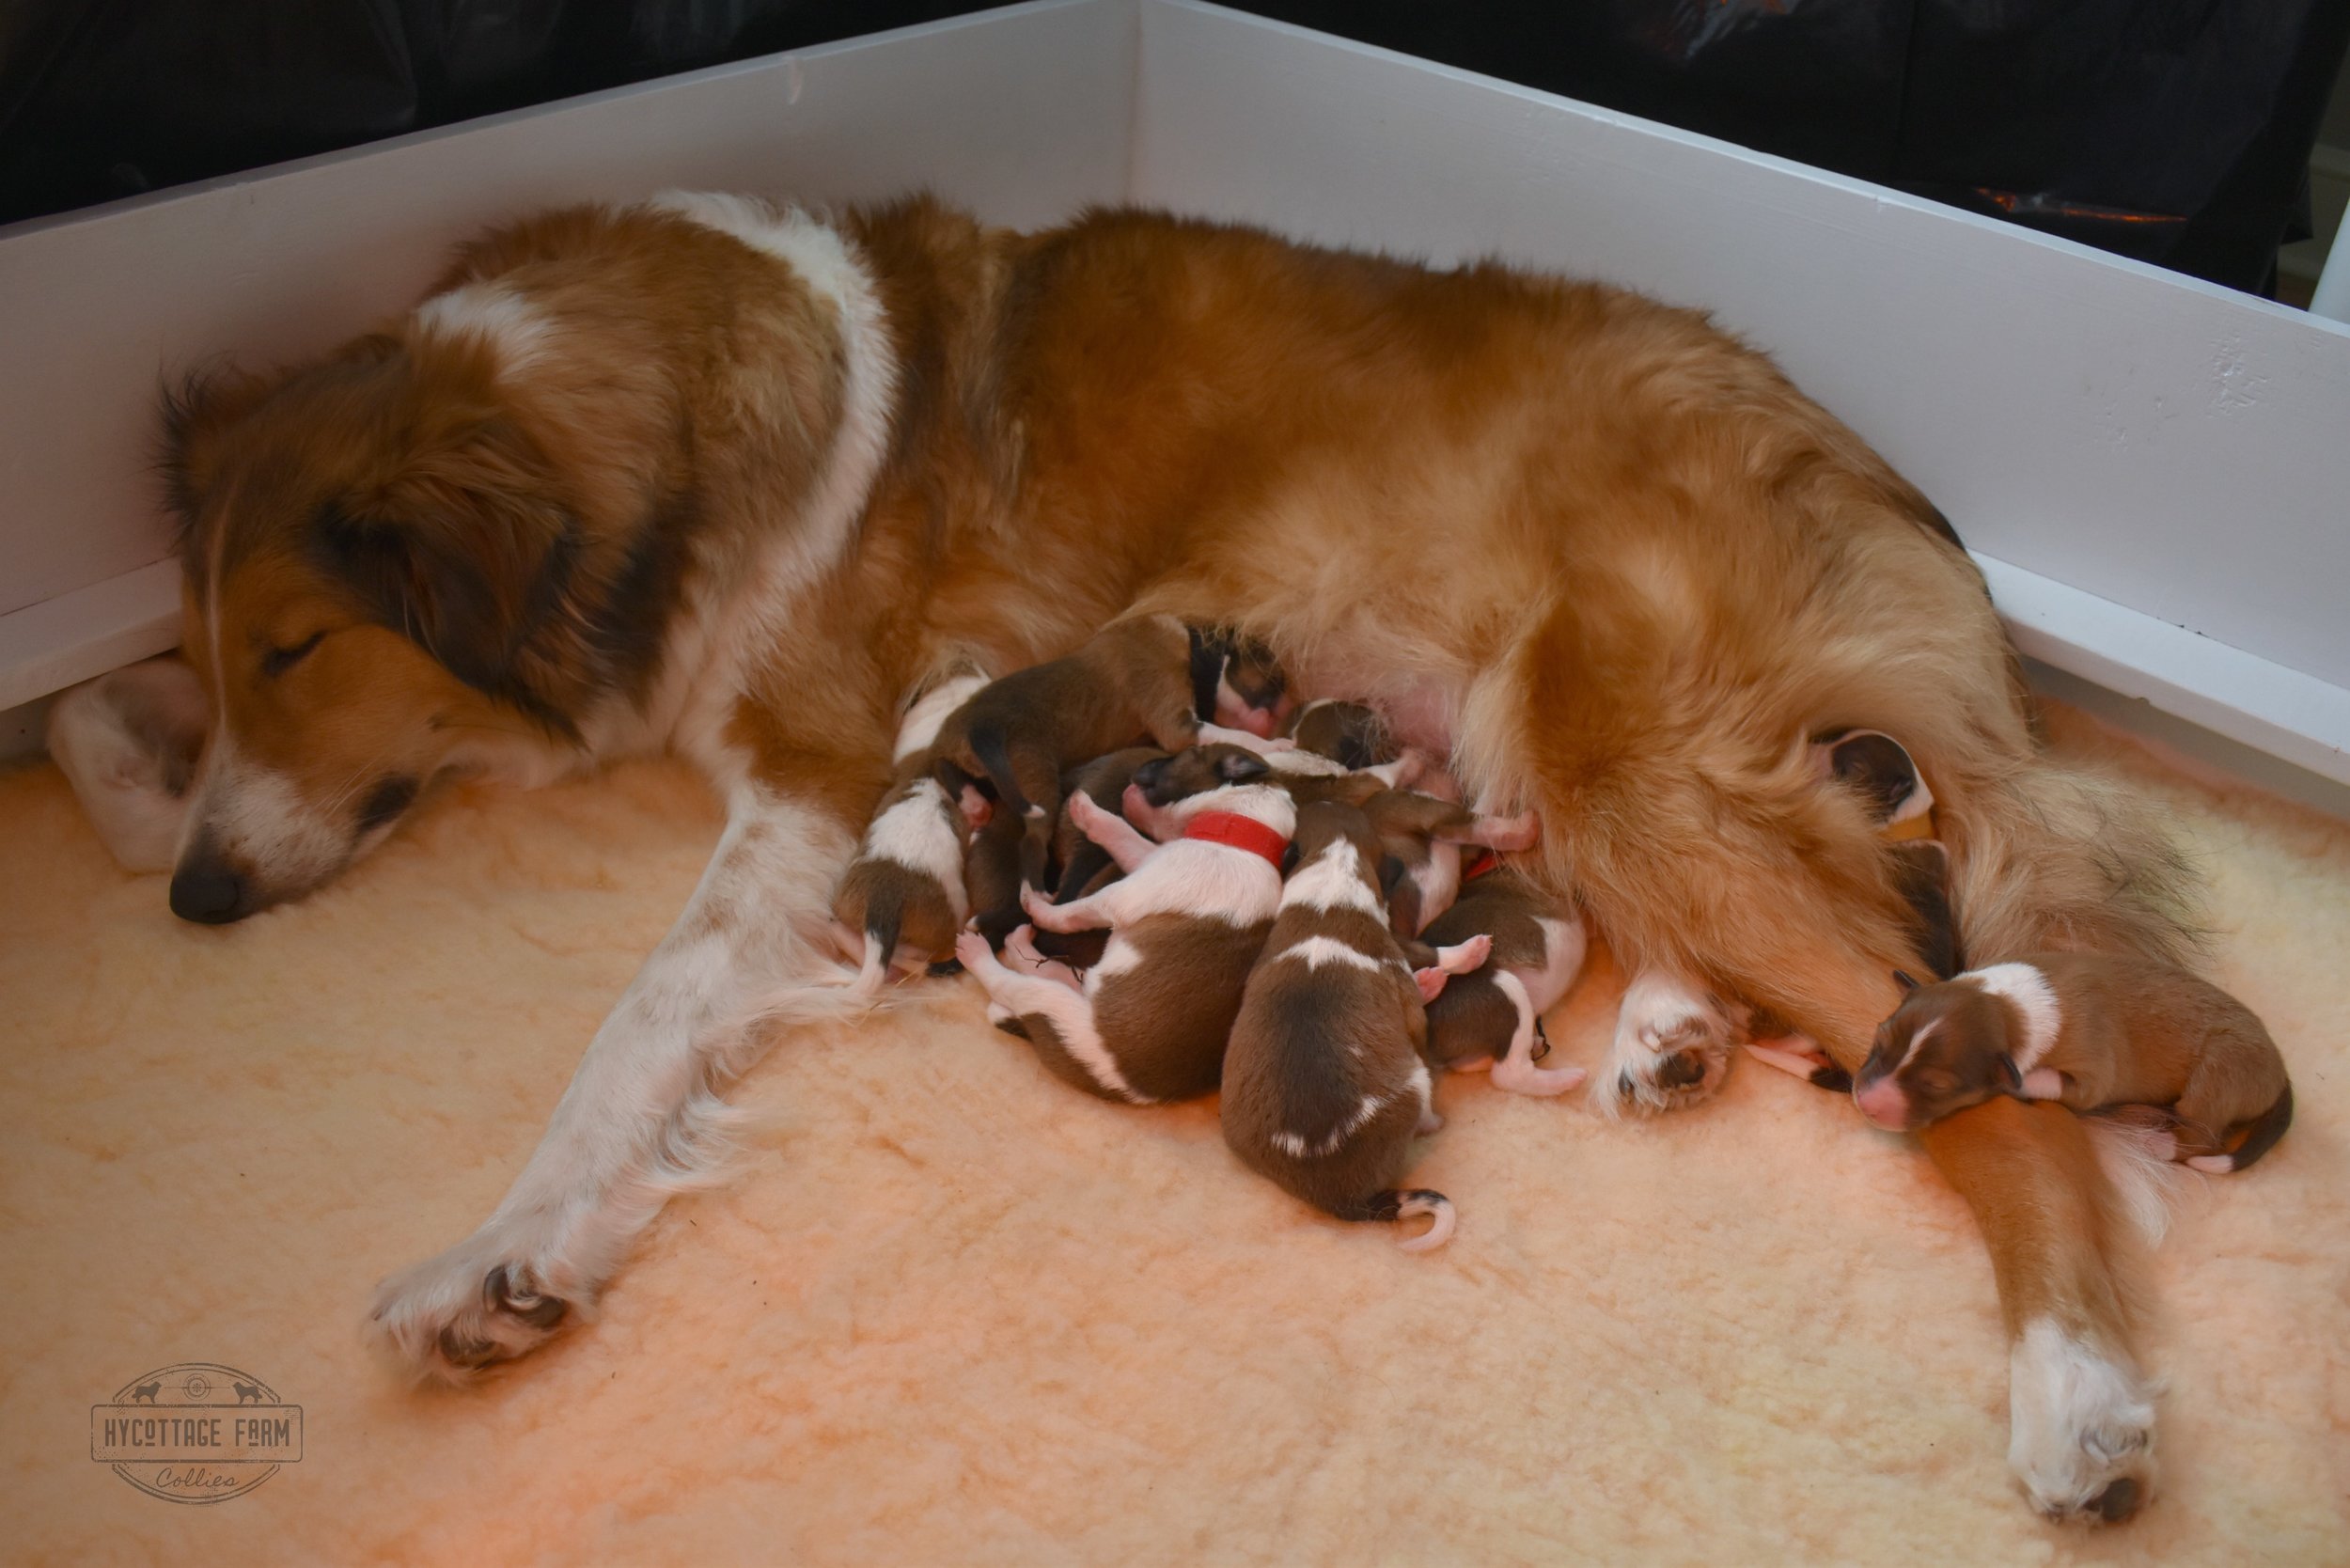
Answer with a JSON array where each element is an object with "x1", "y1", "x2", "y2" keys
[
  {"x1": 1222, "y1": 802, "x2": 1490, "y2": 1251},
  {"x1": 1854, "y1": 955, "x2": 2294, "y2": 1171},
  {"x1": 953, "y1": 745, "x2": 1290, "y2": 1103}
]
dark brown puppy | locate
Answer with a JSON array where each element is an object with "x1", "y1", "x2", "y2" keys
[
  {"x1": 1360, "y1": 788, "x2": 1538, "y2": 939},
  {"x1": 1854, "y1": 954, "x2": 2293, "y2": 1171},
  {"x1": 1051, "y1": 745, "x2": 1171, "y2": 904},
  {"x1": 1220, "y1": 801, "x2": 1491, "y2": 1250}
]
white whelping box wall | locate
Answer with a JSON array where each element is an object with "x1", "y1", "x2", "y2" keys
[{"x1": 3, "y1": 0, "x2": 2346, "y2": 788}]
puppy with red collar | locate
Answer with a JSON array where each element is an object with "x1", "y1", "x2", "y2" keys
[
  {"x1": 1221, "y1": 800, "x2": 1492, "y2": 1250},
  {"x1": 953, "y1": 745, "x2": 1292, "y2": 1103},
  {"x1": 935, "y1": 617, "x2": 1286, "y2": 935},
  {"x1": 1852, "y1": 956, "x2": 2294, "y2": 1171},
  {"x1": 1415, "y1": 857, "x2": 1590, "y2": 1097},
  {"x1": 831, "y1": 669, "x2": 991, "y2": 991}
]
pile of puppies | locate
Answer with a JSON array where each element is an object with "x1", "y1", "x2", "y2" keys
[
  {"x1": 831, "y1": 619, "x2": 2295, "y2": 1250},
  {"x1": 829, "y1": 617, "x2": 1587, "y2": 1247}
]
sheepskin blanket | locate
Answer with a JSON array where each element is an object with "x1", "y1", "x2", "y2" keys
[{"x1": 2, "y1": 703, "x2": 2344, "y2": 1564}]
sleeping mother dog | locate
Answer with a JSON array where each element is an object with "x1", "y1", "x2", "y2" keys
[{"x1": 152, "y1": 192, "x2": 2196, "y2": 1522}]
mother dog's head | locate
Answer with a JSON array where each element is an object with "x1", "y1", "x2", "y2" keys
[{"x1": 162, "y1": 333, "x2": 599, "y2": 922}]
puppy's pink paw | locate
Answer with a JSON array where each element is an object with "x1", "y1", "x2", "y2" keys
[
  {"x1": 1415, "y1": 967, "x2": 1449, "y2": 1003},
  {"x1": 953, "y1": 930, "x2": 993, "y2": 969}
]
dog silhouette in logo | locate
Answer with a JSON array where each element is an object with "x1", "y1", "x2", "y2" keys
[
  {"x1": 131, "y1": 1381, "x2": 161, "y2": 1404},
  {"x1": 233, "y1": 1381, "x2": 264, "y2": 1404}
]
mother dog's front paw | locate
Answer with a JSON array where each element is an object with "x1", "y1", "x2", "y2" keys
[
  {"x1": 369, "y1": 1227, "x2": 585, "y2": 1384},
  {"x1": 2008, "y1": 1319, "x2": 2156, "y2": 1525},
  {"x1": 1593, "y1": 968, "x2": 1738, "y2": 1119}
]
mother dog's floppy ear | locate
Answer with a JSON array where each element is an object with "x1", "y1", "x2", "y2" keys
[
  {"x1": 313, "y1": 412, "x2": 584, "y2": 733},
  {"x1": 159, "y1": 363, "x2": 278, "y2": 526}
]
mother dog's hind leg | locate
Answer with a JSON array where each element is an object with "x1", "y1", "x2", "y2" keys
[{"x1": 368, "y1": 778, "x2": 860, "y2": 1382}]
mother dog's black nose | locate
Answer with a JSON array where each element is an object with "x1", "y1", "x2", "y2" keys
[{"x1": 170, "y1": 858, "x2": 250, "y2": 924}]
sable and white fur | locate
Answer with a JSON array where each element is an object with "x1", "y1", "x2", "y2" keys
[
  {"x1": 1415, "y1": 864, "x2": 1590, "y2": 1097},
  {"x1": 954, "y1": 747, "x2": 1290, "y2": 1103},
  {"x1": 151, "y1": 195, "x2": 2204, "y2": 1520},
  {"x1": 1221, "y1": 801, "x2": 1490, "y2": 1249},
  {"x1": 1281, "y1": 698, "x2": 1393, "y2": 771},
  {"x1": 830, "y1": 670, "x2": 990, "y2": 990},
  {"x1": 45, "y1": 657, "x2": 211, "y2": 872},
  {"x1": 1854, "y1": 954, "x2": 2292, "y2": 1173}
]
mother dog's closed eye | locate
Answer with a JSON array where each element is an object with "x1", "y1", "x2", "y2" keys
[{"x1": 160, "y1": 192, "x2": 2199, "y2": 1523}]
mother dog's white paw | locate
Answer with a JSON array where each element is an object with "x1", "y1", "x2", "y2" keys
[
  {"x1": 1593, "y1": 968, "x2": 1738, "y2": 1119},
  {"x1": 2008, "y1": 1318, "x2": 2156, "y2": 1525},
  {"x1": 368, "y1": 1220, "x2": 587, "y2": 1383}
]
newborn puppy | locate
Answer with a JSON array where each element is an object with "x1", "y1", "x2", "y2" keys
[
  {"x1": 1221, "y1": 801, "x2": 1492, "y2": 1251},
  {"x1": 1416, "y1": 861, "x2": 1590, "y2": 1096},
  {"x1": 1814, "y1": 726, "x2": 1956, "y2": 981},
  {"x1": 46, "y1": 657, "x2": 211, "y2": 872},
  {"x1": 954, "y1": 746, "x2": 1290, "y2": 1104},
  {"x1": 1191, "y1": 625, "x2": 1290, "y2": 738},
  {"x1": 1281, "y1": 698, "x2": 1395, "y2": 771},
  {"x1": 832, "y1": 670, "x2": 990, "y2": 990},
  {"x1": 931, "y1": 616, "x2": 1280, "y2": 899},
  {"x1": 1853, "y1": 955, "x2": 2293, "y2": 1171}
]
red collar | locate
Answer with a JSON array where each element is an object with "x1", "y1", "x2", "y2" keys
[
  {"x1": 1461, "y1": 848, "x2": 1500, "y2": 882},
  {"x1": 1183, "y1": 811, "x2": 1290, "y2": 869}
]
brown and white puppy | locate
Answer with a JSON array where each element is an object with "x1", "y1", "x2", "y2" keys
[
  {"x1": 830, "y1": 670, "x2": 990, "y2": 990},
  {"x1": 1416, "y1": 860, "x2": 1590, "y2": 1097},
  {"x1": 1192, "y1": 625, "x2": 1290, "y2": 738},
  {"x1": 1360, "y1": 788, "x2": 1537, "y2": 939},
  {"x1": 1281, "y1": 698, "x2": 1394, "y2": 771},
  {"x1": 952, "y1": 746, "x2": 1290, "y2": 1103},
  {"x1": 1814, "y1": 727, "x2": 1957, "y2": 982},
  {"x1": 1221, "y1": 801, "x2": 1492, "y2": 1250},
  {"x1": 45, "y1": 656, "x2": 212, "y2": 872},
  {"x1": 1852, "y1": 956, "x2": 2293, "y2": 1171},
  {"x1": 930, "y1": 615, "x2": 1285, "y2": 900}
]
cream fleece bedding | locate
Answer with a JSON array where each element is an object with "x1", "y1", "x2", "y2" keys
[{"x1": 2, "y1": 703, "x2": 2345, "y2": 1565}]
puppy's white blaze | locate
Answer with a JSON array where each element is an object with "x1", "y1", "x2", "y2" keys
[
  {"x1": 861, "y1": 779, "x2": 966, "y2": 905},
  {"x1": 412, "y1": 284, "x2": 555, "y2": 374},
  {"x1": 893, "y1": 672, "x2": 989, "y2": 761},
  {"x1": 2006, "y1": 1318, "x2": 2155, "y2": 1519},
  {"x1": 1395, "y1": 1194, "x2": 1455, "y2": 1253},
  {"x1": 1281, "y1": 841, "x2": 1383, "y2": 916},
  {"x1": 1966, "y1": 962, "x2": 2064, "y2": 1072},
  {"x1": 1894, "y1": 1015, "x2": 1945, "y2": 1074},
  {"x1": 1278, "y1": 936, "x2": 1386, "y2": 974}
]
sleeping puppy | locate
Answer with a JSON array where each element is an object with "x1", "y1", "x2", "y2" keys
[
  {"x1": 1815, "y1": 726, "x2": 1957, "y2": 982},
  {"x1": 1191, "y1": 626, "x2": 1290, "y2": 738},
  {"x1": 45, "y1": 657, "x2": 211, "y2": 872},
  {"x1": 1220, "y1": 801, "x2": 1493, "y2": 1250},
  {"x1": 1415, "y1": 859, "x2": 1590, "y2": 1096},
  {"x1": 1281, "y1": 698, "x2": 1394, "y2": 771},
  {"x1": 1851, "y1": 956, "x2": 2294, "y2": 1171},
  {"x1": 831, "y1": 670, "x2": 991, "y2": 990},
  {"x1": 953, "y1": 745, "x2": 1290, "y2": 1104},
  {"x1": 930, "y1": 616, "x2": 1283, "y2": 904}
]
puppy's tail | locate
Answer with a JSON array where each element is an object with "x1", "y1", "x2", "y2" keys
[
  {"x1": 854, "y1": 886, "x2": 907, "y2": 997},
  {"x1": 1333, "y1": 1189, "x2": 1456, "y2": 1252},
  {"x1": 2187, "y1": 1080, "x2": 2294, "y2": 1173}
]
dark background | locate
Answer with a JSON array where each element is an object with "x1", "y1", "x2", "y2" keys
[{"x1": 5, "y1": 0, "x2": 2346, "y2": 294}]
